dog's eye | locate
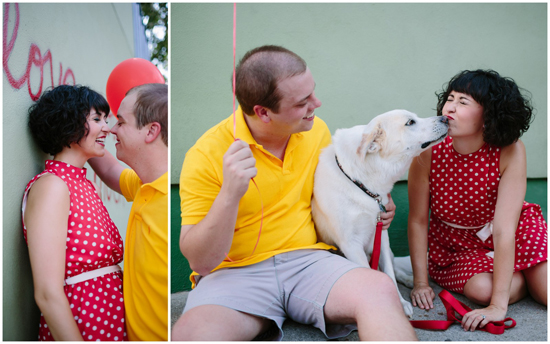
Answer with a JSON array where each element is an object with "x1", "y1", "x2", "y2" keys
[{"x1": 405, "y1": 119, "x2": 416, "y2": 126}]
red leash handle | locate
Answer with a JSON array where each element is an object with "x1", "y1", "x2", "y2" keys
[{"x1": 410, "y1": 290, "x2": 516, "y2": 335}]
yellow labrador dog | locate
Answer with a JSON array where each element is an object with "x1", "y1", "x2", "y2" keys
[{"x1": 312, "y1": 109, "x2": 448, "y2": 318}]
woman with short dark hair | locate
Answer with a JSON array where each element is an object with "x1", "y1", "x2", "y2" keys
[
  {"x1": 408, "y1": 69, "x2": 547, "y2": 332},
  {"x1": 22, "y1": 85, "x2": 126, "y2": 341}
]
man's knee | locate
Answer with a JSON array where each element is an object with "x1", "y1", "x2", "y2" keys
[
  {"x1": 171, "y1": 312, "x2": 195, "y2": 341},
  {"x1": 352, "y1": 269, "x2": 401, "y2": 306}
]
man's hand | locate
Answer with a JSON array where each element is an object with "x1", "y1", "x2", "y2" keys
[
  {"x1": 380, "y1": 193, "x2": 396, "y2": 230},
  {"x1": 221, "y1": 139, "x2": 257, "y2": 201}
]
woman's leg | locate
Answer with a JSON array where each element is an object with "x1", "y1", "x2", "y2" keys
[
  {"x1": 522, "y1": 261, "x2": 547, "y2": 305},
  {"x1": 463, "y1": 272, "x2": 527, "y2": 305}
]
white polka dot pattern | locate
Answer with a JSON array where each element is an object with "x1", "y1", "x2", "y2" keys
[
  {"x1": 23, "y1": 160, "x2": 126, "y2": 341},
  {"x1": 427, "y1": 138, "x2": 548, "y2": 293}
]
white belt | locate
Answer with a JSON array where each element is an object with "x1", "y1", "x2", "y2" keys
[
  {"x1": 440, "y1": 220, "x2": 494, "y2": 258},
  {"x1": 64, "y1": 265, "x2": 121, "y2": 286}
]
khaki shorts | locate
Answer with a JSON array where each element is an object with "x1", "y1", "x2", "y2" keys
[{"x1": 182, "y1": 249, "x2": 361, "y2": 340}]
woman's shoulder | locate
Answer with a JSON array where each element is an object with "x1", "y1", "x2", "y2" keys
[
  {"x1": 26, "y1": 172, "x2": 69, "y2": 200},
  {"x1": 499, "y1": 139, "x2": 526, "y2": 173}
]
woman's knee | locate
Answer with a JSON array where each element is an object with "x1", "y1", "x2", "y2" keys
[
  {"x1": 523, "y1": 262, "x2": 547, "y2": 305},
  {"x1": 464, "y1": 273, "x2": 493, "y2": 305}
]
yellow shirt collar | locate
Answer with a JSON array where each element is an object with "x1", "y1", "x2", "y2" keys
[
  {"x1": 230, "y1": 106, "x2": 305, "y2": 152},
  {"x1": 143, "y1": 172, "x2": 168, "y2": 194}
]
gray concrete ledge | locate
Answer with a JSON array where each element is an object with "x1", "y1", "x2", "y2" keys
[{"x1": 171, "y1": 279, "x2": 547, "y2": 341}]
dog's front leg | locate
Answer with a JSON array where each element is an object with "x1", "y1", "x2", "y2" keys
[
  {"x1": 378, "y1": 231, "x2": 414, "y2": 318},
  {"x1": 339, "y1": 240, "x2": 372, "y2": 268}
]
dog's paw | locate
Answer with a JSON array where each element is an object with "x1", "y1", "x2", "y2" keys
[
  {"x1": 401, "y1": 300, "x2": 414, "y2": 319},
  {"x1": 396, "y1": 274, "x2": 415, "y2": 289},
  {"x1": 394, "y1": 256, "x2": 415, "y2": 288}
]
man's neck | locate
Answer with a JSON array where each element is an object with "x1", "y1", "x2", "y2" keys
[
  {"x1": 128, "y1": 145, "x2": 168, "y2": 184},
  {"x1": 244, "y1": 114, "x2": 290, "y2": 161}
]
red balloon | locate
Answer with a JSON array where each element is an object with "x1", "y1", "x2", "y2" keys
[{"x1": 106, "y1": 58, "x2": 165, "y2": 116}]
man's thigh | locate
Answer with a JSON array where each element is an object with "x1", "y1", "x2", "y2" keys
[
  {"x1": 180, "y1": 258, "x2": 286, "y2": 339},
  {"x1": 281, "y1": 250, "x2": 361, "y2": 339},
  {"x1": 172, "y1": 304, "x2": 271, "y2": 341},
  {"x1": 324, "y1": 267, "x2": 398, "y2": 323}
]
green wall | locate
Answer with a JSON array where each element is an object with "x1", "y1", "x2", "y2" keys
[
  {"x1": 170, "y1": 3, "x2": 547, "y2": 293},
  {"x1": 171, "y1": 3, "x2": 547, "y2": 182}
]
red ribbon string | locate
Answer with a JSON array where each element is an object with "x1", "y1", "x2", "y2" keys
[
  {"x1": 232, "y1": 2, "x2": 237, "y2": 139},
  {"x1": 225, "y1": 3, "x2": 264, "y2": 262},
  {"x1": 410, "y1": 290, "x2": 516, "y2": 335}
]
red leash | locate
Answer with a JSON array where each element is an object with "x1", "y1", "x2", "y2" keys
[
  {"x1": 369, "y1": 220, "x2": 383, "y2": 270},
  {"x1": 410, "y1": 290, "x2": 516, "y2": 335}
]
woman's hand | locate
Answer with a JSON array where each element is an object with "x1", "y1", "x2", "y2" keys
[
  {"x1": 380, "y1": 193, "x2": 396, "y2": 230},
  {"x1": 410, "y1": 282, "x2": 435, "y2": 309},
  {"x1": 461, "y1": 304, "x2": 507, "y2": 331}
]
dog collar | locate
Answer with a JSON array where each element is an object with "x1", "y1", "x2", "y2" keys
[{"x1": 334, "y1": 155, "x2": 387, "y2": 213}]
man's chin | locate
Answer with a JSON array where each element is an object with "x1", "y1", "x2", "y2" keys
[{"x1": 115, "y1": 150, "x2": 124, "y2": 162}]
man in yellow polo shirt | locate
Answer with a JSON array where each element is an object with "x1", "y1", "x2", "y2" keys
[
  {"x1": 172, "y1": 45, "x2": 416, "y2": 341},
  {"x1": 89, "y1": 83, "x2": 168, "y2": 340}
]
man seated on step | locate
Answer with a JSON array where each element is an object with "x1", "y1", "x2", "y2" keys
[{"x1": 172, "y1": 45, "x2": 416, "y2": 341}]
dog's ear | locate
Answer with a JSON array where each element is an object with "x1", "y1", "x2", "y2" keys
[{"x1": 357, "y1": 124, "x2": 386, "y2": 157}]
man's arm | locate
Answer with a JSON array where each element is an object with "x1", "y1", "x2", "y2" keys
[
  {"x1": 180, "y1": 139, "x2": 257, "y2": 276},
  {"x1": 88, "y1": 150, "x2": 125, "y2": 194}
]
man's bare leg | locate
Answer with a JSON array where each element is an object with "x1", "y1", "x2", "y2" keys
[
  {"x1": 324, "y1": 268, "x2": 417, "y2": 341},
  {"x1": 172, "y1": 304, "x2": 272, "y2": 341}
]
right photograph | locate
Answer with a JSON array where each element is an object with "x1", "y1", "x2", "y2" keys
[{"x1": 170, "y1": 3, "x2": 547, "y2": 341}]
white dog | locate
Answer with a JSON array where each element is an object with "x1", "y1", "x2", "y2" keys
[{"x1": 312, "y1": 109, "x2": 448, "y2": 318}]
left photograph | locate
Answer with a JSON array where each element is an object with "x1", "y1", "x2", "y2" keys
[{"x1": 3, "y1": 3, "x2": 168, "y2": 341}]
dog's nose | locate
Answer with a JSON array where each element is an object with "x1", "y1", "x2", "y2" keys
[{"x1": 440, "y1": 116, "x2": 449, "y2": 124}]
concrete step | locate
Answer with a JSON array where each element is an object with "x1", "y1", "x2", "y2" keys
[{"x1": 171, "y1": 279, "x2": 547, "y2": 341}]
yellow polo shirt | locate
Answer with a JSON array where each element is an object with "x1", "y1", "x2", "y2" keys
[
  {"x1": 180, "y1": 107, "x2": 335, "y2": 288},
  {"x1": 120, "y1": 169, "x2": 168, "y2": 341}
]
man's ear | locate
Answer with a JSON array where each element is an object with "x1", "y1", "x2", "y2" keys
[
  {"x1": 253, "y1": 105, "x2": 271, "y2": 124},
  {"x1": 145, "y1": 122, "x2": 162, "y2": 143}
]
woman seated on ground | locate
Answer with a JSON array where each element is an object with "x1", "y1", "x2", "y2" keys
[
  {"x1": 22, "y1": 85, "x2": 126, "y2": 341},
  {"x1": 407, "y1": 69, "x2": 547, "y2": 331}
]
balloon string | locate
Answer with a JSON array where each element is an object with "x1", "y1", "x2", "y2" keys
[
  {"x1": 232, "y1": 2, "x2": 237, "y2": 140},
  {"x1": 225, "y1": 2, "x2": 264, "y2": 262}
]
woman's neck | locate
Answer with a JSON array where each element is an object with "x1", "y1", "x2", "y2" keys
[
  {"x1": 53, "y1": 148, "x2": 87, "y2": 169},
  {"x1": 451, "y1": 134, "x2": 486, "y2": 155}
]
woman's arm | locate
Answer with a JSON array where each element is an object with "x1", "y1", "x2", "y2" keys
[
  {"x1": 407, "y1": 150, "x2": 435, "y2": 309},
  {"x1": 24, "y1": 175, "x2": 83, "y2": 341},
  {"x1": 462, "y1": 140, "x2": 526, "y2": 330},
  {"x1": 407, "y1": 149, "x2": 435, "y2": 309},
  {"x1": 492, "y1": 141, "x2": 526, "y2": 307}
]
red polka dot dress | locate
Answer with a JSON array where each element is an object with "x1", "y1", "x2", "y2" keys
[
  {"x1": 428, "y1": 137, "x2": 548, "y2": 293},
  {"x1": 22, "y1": 160, "x2": 127, "y2": 341}
]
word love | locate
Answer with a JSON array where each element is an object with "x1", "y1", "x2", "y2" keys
[{"x1": 3, "y1": 3, "x2": 75, "y2": 101}]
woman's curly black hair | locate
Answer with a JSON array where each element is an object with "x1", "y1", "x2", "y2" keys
[
  {"x1": 28, "y1": 85, "x2": 110, "y2": 155},
  {"x1": 436, "y1": 69, "x2": 534, "y2": 147}
]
